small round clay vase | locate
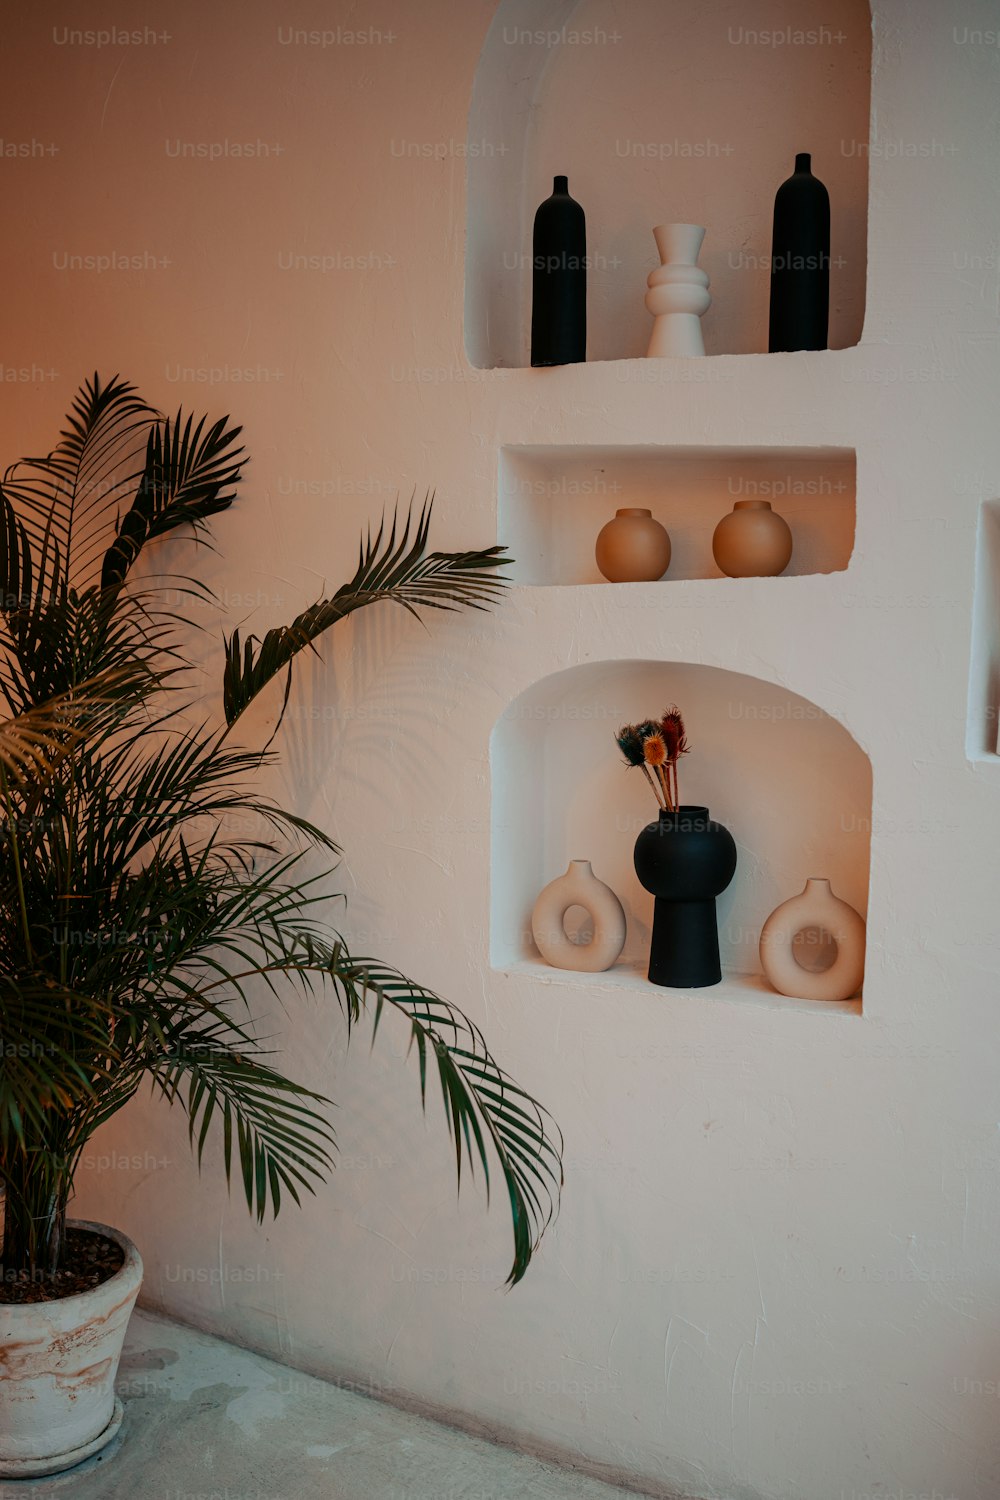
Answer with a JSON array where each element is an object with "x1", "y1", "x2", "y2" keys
[
  {"x1": 712, "y1": 500, "x2": 793, "y2": 578},
  {"x1": 531, "y1": 860, "x2": 626, "y2": 973},
  {"x1": 595, "y1": 508, "x2": 671, "y2": 582},
  {"x1": 633, "y1": 807, "x2": 737, "y2": 988},
  {"x1": 759, "y1": 878, "x2": 865, "y2": 1001}
]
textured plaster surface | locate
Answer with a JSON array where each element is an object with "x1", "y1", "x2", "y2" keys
[{"x1": 2, "y1": 0, "x2": 999, "y2": 1496}]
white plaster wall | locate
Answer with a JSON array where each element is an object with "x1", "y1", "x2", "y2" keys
[{"x1": 3, "y1": 1, "x2": 1000, "y2": 1497}]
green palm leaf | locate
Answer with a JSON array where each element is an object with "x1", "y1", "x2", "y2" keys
[
  {"x1": 152, "y1": 1029, "x2": 336, "y2": 1220},
  {"x1": 1, "y1": 372, "x2": 153, "y2": 595},
  {"x1": 0, "y1": 687, "x2": 106, "y2": 793},
  {"x1": 0, "y1": 978, "x2": 123, "y2": 1150},
  {"x1": 327, "y1": 953, "x2": 562, "y2": 1288},
  {"x1": 0, "y1": 491, "x2": 35, "y2": 625},
  {"x1": 222, "y1": 497, "x2": 511, "y2": 727},
  {"x1": 0, "y1": 667, "x2": 153, "y2": 922},
  {"x1": 100, "y1": 411, "x2": 244, "y2": 597}
]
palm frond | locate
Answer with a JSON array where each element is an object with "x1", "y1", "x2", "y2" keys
[
  {"x1": 222, "y1": 497, "x2": 511, "y2": 727},
  {"x1": 1, "y1": 373, "x2": 154, "y2": 595},
  {"x1": 0, "y1": 978, "x2": 124, "y2": 1151},
  {"x1": 328, "y1": 952, "x2": 562, "y2": 1288},
  {"x1": 100, "y1": 411, "x2": 244, "y2": 597},
  {"x1": 0, "y1": 490, "x2": 35, "y2": 624},
  {"x1": 151, "y1": 1029, "x2": 335, "y2": 1220},
  {"x1": 145, "y1": 926, "x2": 562, "y2": 1284},
  {"x1": 0, "y1": 666, "x2": 150, "y2": 796},
  {"x1": 0, "y1": 696, "x2": 94, "y2": 795}
]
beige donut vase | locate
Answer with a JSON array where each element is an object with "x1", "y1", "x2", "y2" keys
[
  {"x1": 759, "y1": 878, "x2": 866, "y2": 1001},
  {"x1": 531, "y1": 860, "x2": 626, "y2": 973}
]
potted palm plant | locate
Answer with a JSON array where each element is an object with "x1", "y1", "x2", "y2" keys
[{"x1": 0, "y1": 375, "x2": 562, "y2": 1476}]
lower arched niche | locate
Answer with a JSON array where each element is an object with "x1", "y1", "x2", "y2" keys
[{"x1": 490, "y1": 660, "x2": 872, "y2": 1007}]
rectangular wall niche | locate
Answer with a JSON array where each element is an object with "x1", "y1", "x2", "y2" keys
[
  {"x1": 465, "y1": 0, "x2": 870, "y2": 367},
  {"x1": 966, "y1": 498, "x2": 1000, "y2": 759},
  {"x1": 499, "y1": 445, "x2": 856, "y2": 586}
]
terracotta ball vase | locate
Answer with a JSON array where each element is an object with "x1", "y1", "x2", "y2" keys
[
  {"x1": 531, "y1": 859, "x2": 626, "y2": 973},
  {"x1": 712, "y1": 499, "x2": 793, "y2": 578},
  {"x1": 595, "y1": 508, "x2": 671, "y2": 582},
  {"x1": 759, "y1": 878, "x2": 865, "y2": 1001}
]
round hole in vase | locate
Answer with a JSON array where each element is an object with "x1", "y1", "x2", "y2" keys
[
  {"x1": 562, "y1": 903, "x2": 595, "y2": 945},
  {"x1": 791, "y1": 924, "x2": 839, "y2": 974}
]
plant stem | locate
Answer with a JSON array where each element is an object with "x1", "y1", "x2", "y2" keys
[
  {"x1": 0, "y1": 766, "x2": 32, "y2": 965},
  {"x1": 1, "y1": 1149, "x2": 67, "y2": 1276},
  {"x1": 641, "y1": 764, "x2": 665, "y2": 808}
]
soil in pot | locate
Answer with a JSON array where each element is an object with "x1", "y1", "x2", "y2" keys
[{"x1": 0, "y1": 1227, "x2": 125, "y2": 1305}]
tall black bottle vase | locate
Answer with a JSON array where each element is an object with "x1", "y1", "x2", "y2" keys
[
  {"x1": 633, "y1": 807, "x2": 738, "y2": 989},
  {"x1": 768, "y1": 152, "x2": 830, "y2": 353},
  {"x1": 530, "y1": 175, "x2": 586, "y2": 367}
]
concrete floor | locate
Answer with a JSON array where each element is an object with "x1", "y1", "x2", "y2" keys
[{"x1": 4, "y1": 1310, "x2": 658, "y2": 1500}]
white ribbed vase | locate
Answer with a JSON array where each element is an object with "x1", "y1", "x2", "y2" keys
[
  {"x1": 645, "y1": 223, "x2": 711, "y2": 357},
  {"x1": 531, "y1": 860, "x2": 626, "y2": 973}
]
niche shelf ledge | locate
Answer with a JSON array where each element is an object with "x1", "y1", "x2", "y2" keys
[{"x1": 497, "y1": 958, "x2": 862, "y2": 1016}]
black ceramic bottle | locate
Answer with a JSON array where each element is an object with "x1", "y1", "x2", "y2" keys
[
  {"x1": 530, "y1": 175, "x2": 586, "y2": 366},
  {"x1": 768, "y1": 153, "x2": 830, "y2": 352},
  {"x1": 633, "y1": 806, "x2": 737, "y2": 988}
]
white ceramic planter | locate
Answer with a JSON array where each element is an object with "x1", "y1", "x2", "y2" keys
[{"x1": 0, "y1": 1219, "x2": 142, "y2": 1477}]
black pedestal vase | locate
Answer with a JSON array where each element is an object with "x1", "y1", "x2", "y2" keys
[
  {"x1": 530, "y1": 175, "x2": 586, "y2": 367},
  {"x1": 768, "y1": 152, "x2": 830, "y2": 353},
  {"x1": 633, "y1": 807, "x2": 737, "y2": 988}
]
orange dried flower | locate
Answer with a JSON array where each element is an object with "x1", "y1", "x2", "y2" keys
[{"x1": 642, "y1": 733, "x2": 667, "y2": 767}]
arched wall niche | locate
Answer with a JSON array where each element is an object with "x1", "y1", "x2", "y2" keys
[
  {"x1": 466, "y1": 0, "x2": 872, "y2": 367},
  {"x1": 490, "y1": 659, "x2": 872, "y2": 1006}
]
